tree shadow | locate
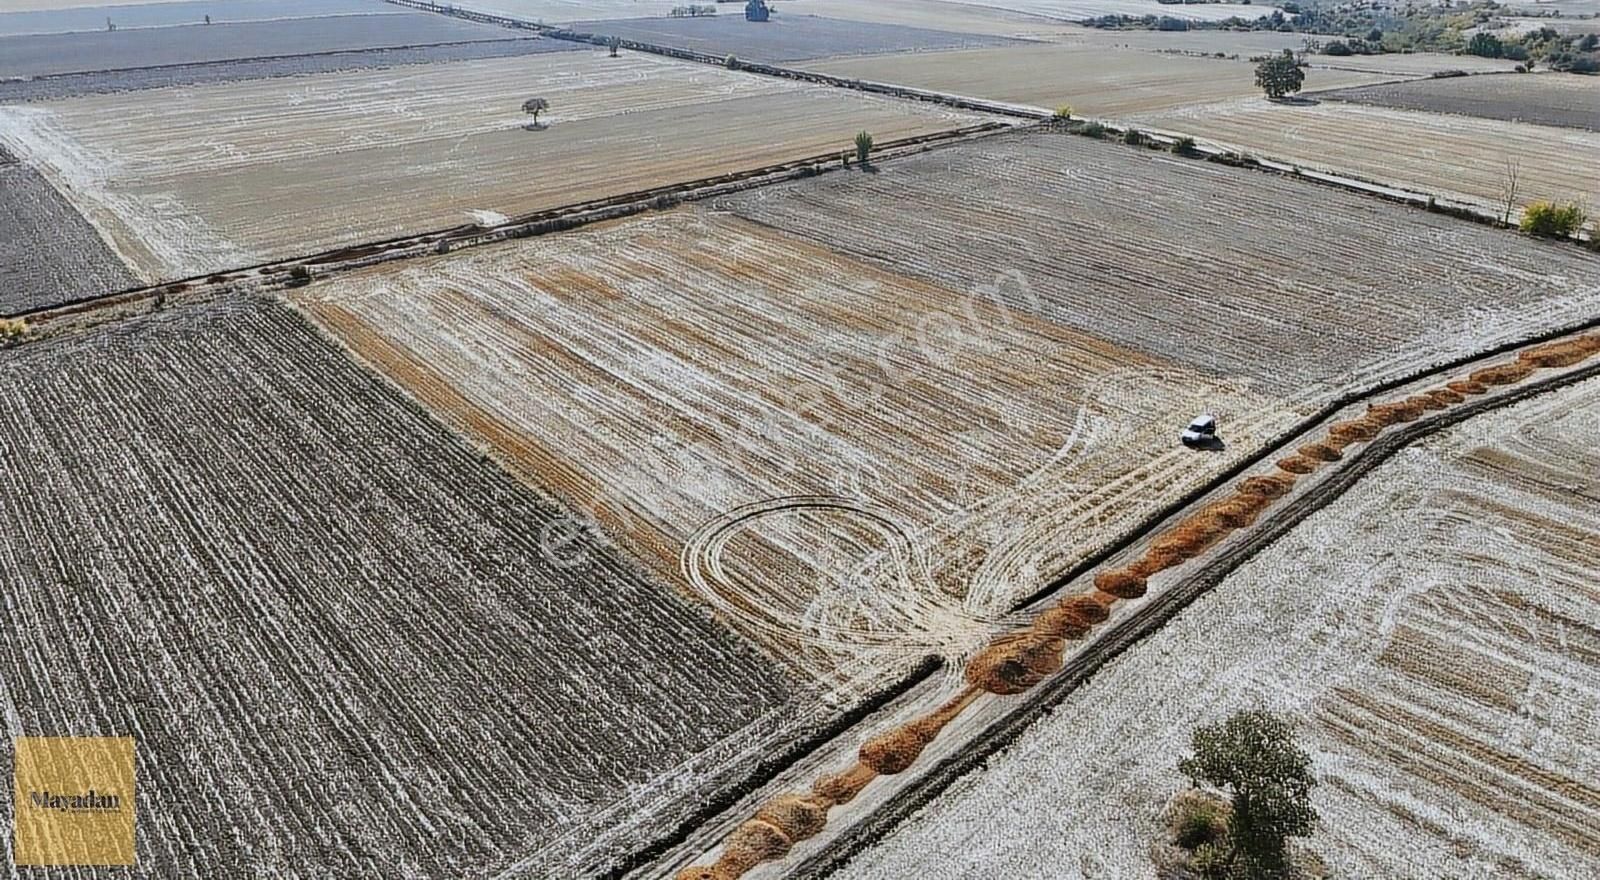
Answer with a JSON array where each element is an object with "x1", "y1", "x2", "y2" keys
[
  {"x1": 1182, "y1": 435, "x2": 1227, "y2": 452},
  {"x1": 1269, "y1": 96, "x2": 1321, "y2": 106},
  {"x1": 522, "y1": 122, "x2": 548, "y2": 132}
]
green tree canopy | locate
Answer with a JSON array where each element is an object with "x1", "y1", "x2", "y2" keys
[
  {"x1": 1254, "y1": 51, "x2": 1306, "y2": 99},
  {"x1": 1179, "y1": 710, "x2": 1318, "y2": 878}
]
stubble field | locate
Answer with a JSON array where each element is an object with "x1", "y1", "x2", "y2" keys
[
  {"x1": 837, "y1": 375, "x2": 1600, "y2": 880},
  {"x1": 0, "y1": 297, "x2": 813, "y2": 879},
  {"x1": 0, "y1": 0, "x2": 402, "y2": 35},
  {"x1": 1134, "y1": 98, "x2": 1600, "y2": 209},
  {"x1": 568, "y1": 14, "x2": 1026, "y2": 63},
  {"x1": 1317, "y1": 71, "x2": 1600, "y2": 131},
  {"x1": 293, "y1": 130, "x2": 1600, "y2": 688},
  {"x1": 801, "y1": 45, "x2": 1400, "y2": 115},
  {"x1": 0, "y1": 51, "x2": 989, "y2": 281}
]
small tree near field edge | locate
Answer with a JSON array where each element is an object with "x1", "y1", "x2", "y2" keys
[
  {"x1": 1178, "y1": 709, "x2": 1318, "y2": 879},
  {"x1": 854, "y1": 130, "x2": 874, "y2": 165},
  {"x1": 1255, "y1": 50, "x2": 1305, "y2": 100}
]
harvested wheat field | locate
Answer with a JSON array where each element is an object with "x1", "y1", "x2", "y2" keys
[
  {"x1": 1135, "y1": 97, "x2": 1600, "y2": 209},
  {"x1": 292, "y1": 207, "x2": 1300, "y2": 681},
  {"x1": 0, "y1": 0, "x2": 401, "y2": 35},
  {"x1": 931, "y1": 0, "x2": 1280, "y2": 23},
  {"x1": 0, "y1": 51, "x2": 989, "y2": 281},
  {"x1": 837, "y1": 375, "x2": 1600, "y2": 880},
  {"x1": 1318, "y1": 71, "x2": 1600, "y2": 131},
  {"x1": 802, "y1": 45, "x2": 1400, "y2": 115},
  {"x1": 570, "y1": 14, "x2": 1025, "y2": 63},
  {"x1": 0, "y1": 296, "x2": 829, "y2": 878},
  {"x1": 717, "y1": 129, "x2": 1600, "y2": 397}
]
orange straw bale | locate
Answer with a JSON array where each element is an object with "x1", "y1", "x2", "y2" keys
[
  {"x1": 1447, "y1": 379, "x2": 1488, "y2": 395},
  {"x1": 1327, "y1": 418, "x2": 1381, "y2": 444},
  {"x1": 715, "y1": 819, "x2": 792, "y2": 876},
  {"x1": 1276, "y1": 455, "x2": 1317, "y2": 475},
  {"x1": 1518, "y1": 335, "x2": 1600, "y2": 368},
  {"x1": 755, "y1": 794, "x2": 829, "y2": 843},
  {"x1": 812, "y1": 763, "x2": 875, "y2": 807},
  {"x1": 965, "y1": 633, "x2": 1065, "y2": 695},
  {"x1": 1032, "y1": 604, "x2": 1092, "y2": 639},
  {"x1": 1239, "y1": 473, "x2": 1294, "y2": 498},
  {"x1": 1427, "y1": 388, "x2": 1465, "y2": 406},
  {"x1": 1366, "y1": 398, "x2": 1426, "y2": 426},
  {"x1": 1094, "y1": 568, "x2": 1148, "y2": 599},
  {"x1": 1298, "y1": 441, "x2": 1343, "y2": 462},
  {"x1": 1470, "y1": 361, "x2": 1535, "y2": 386}
]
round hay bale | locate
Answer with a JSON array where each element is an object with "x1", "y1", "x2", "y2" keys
[
  {"x1": 1518, "y1": 336, "x2": 1600, "y2": 368},
  {"x1": 1428, "y1": 388, "x2": 1465, "y2": 406},
  {"x1": 1413, "y1": 392, "x2": 1446, "y2": 411},
  {"x1": 675, "y1": 868, "x2": 719, "y2": 880},
  {"x1": 812, "y1": 764, "x2": 874, "y2": 806},
  {"x1": 1447, "y1": 379, "x2": 1488, "y2": 395},
  {"x1": 1031, "y1": 604, "x2": 1092, "y2": 639},
  {"x1": 1238, "y1": 474, "x2": 1294, "y2": 498},
  {"x1": 1327, "y1": 418, "x2": 1381, "y2": 443},
  {"x1": 1470, "y1": 361, "x2": 1535, "y2": 386},
  {"x1": 1298, "y1": 441, "x2": 1342, "y2": 462},
  {"x1": 1277, "y1": 455, "x2": 1317, "y2": 475},
  {"x1": 1204, "y1": 493, "x2": 1273, "y2": 529},
  {"x1": 1094, "y1": 568, "x2": 1148, "y2": 599},
  {"x1": 755, "y1": 794, "x2": 829, "y2": 842},
  {"x1": 717, "y1": 819, "x2": 791, "y2": 875},
  {"x1": 859, "y1": 722, "x2": 933, "y2": 774}
]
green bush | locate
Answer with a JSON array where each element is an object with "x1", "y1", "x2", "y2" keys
[
  {"x1": 1521, "y1": 201, "x2": 1588, "y2": 237},
  {"x1": 854, "y1": 130, "x2": 874, "y2": 164},
  {"x1": 1174, "y1": 136, "x2": 1197, "y2": 155},
  {"x1": 1053, "y1": 105, "x2": 1073, "y2": 120},
  {"x1": 1122, "y1": 128, "x2": 1146, "y2": 146},
  {"x1": 0, "y1": 317, "x2": 30, "y2": 342},
  {"x1": 1078, "y1": 121, "x2": 1106, "y2": 139},
  {"x1": 1171, "y1": 792, "x2": 1230, "y2": 850}
]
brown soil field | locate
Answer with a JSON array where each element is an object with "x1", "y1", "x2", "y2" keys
[
  {"x1": 1317, "y1": 71, "x2": 1600, "y2": 131},
  {"x1": 801, "y1": 45, "x2": 1401, "y2": 115},
  {"x1": 292, "y1": 208, "x2": 1300, "y2": 680},
  {"x1": 1305, "y1": 50, "x2": 1520, "y2": 75},
  {"x1": 0, "y1": 297, "x2": 808, "y2": 878},
  {"x1": 1133, "y1": 97, "x2": 1600, "y2": 210},
  {"x1": 836, "y1": 374, "x2": 1600, "y2": 880},
  {"x1": 0, "y1": 51, "x2": 989, "y2": 281},
  {"x1": 0, "y1": 155, "x2": 138, "y2": 313}
]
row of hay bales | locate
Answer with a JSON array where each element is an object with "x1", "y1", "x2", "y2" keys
[{"x1": 675, "y1": 332, "x2": 1600, "y2": 880}]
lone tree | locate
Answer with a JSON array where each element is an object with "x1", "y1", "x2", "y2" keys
[
  {"x1": 1178, "y1": 710, "x2": 1318, "y2": 879},
  {"x1": 608, "y1": 35, "x2": 621, "y2": 57},
  {"x1": 854, "y1": 130, "x2": 874, "y2": 165},
  {"x1": 1255, "y1": 50, "x2": 1305, "y2": 100},
  {"x1": 522, "y1": 97, "x2": 549, "y2": 126}
]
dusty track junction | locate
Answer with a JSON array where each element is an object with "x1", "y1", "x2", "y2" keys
[{"x1": 2, "y1": 0, "x2": 1599, "y2": 878}]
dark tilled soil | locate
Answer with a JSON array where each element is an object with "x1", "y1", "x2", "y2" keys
[
  {"x1": 1316, "y1": 72, "x2": 1600, "y2": 131},
  {"x1": 0, "y1": 36, "x2": 581, "y2": 102},
  {"x1": 569, "y1": 12, "x2": 1029, "y2": 63},
  {"x1": 0, "y1": 299, "x2": 801, "y2": 878},
  {"x1": 0, "y1": 163, "x2": 139, "y2": 314}
]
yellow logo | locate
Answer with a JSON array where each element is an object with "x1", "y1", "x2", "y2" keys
[{"x1": 13, "y1": 737, "x2": 135, "y2": 866}]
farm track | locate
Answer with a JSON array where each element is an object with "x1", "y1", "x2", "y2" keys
[{"x1": 660, "y1": 327, "x2": 1600, "y2": 880}]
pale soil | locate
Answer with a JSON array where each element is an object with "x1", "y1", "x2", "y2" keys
[
  {"x1": 801, "y1": 45, "x2": 1402, "y2": 116},
  {"x1": 292, "y1": 208, "x2": 1301, "y2": 681},
  {"x1": 0, "y1": 51, "x2": 987, "y2": 280},
  {"x1": 0, "y1": 0, "x2": 400, "y2": 36},
  {"x1": 936, "y1": 0, "x2": 1281, "y2": 23},
  {"x1": 838, "y1": 376, "x2": 1600, "y2": 880},
  {"x1": 1133, "y1": 97, "x2": 1600, "y2": 210},
  {"x1": 569, "y1": 13, "x2": 1025, "y2": 63}
]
